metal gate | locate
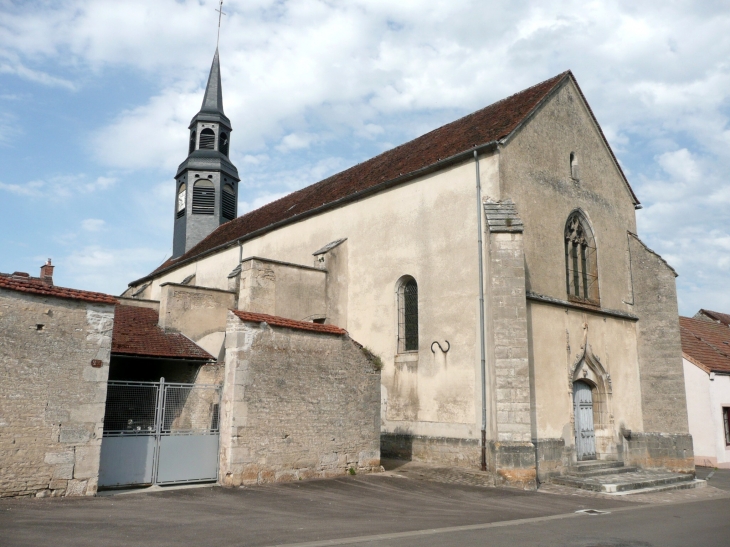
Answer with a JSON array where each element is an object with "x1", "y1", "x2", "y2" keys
[
  {"x1": 573, "y1": 381, "x2": 596, "y2": 461},
  {"x1": 98, "y1": 379, "x2": 221, "y2": 488}
]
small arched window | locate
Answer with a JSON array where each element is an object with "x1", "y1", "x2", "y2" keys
[
  {"x1": 219, "y1": 132, "x2": 229, "y2": 156},
  {"x1": 192, "y1": 179, "x2": 215, "y2": 215},
  {"x1": 176, "y1": 182, "x2": 187, "y2": 218},
  {"x1": 189, "y1": 130, "x2": 196, "y2": 155},
  {"x1": 564, "y1": 211, "x2": 599, "y2": 304},
  {"x1": 397, "y1": 277, "x2": 419, "y2": 352},
  {"x1": 570, "y1": 152, "x2": 579, "y2": 180},
  {"x1": 222, "y1": 183, "x2": 236, "y2": 220},
  {"x1": 199, "y1": 128, "x2": 215, "y2": 150}
]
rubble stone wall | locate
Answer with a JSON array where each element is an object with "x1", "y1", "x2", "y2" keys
[
  {"x1": 220, "y1": 314, "x2": 381, "y2": 485},
  {"x1": 0, "y1": 290, "x2": 113, "y2": 497}
]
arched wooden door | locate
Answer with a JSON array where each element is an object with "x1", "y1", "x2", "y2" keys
[{"x1": 573, "y1": 381, "x2": 596, "y2": 461}]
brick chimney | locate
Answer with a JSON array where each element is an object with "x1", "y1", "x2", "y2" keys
[{"x1": 40, "y1": 259, "x2": 54, "y2": 286}]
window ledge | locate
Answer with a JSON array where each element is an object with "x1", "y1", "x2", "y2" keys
[{"x1": 395, "y1": 352, "x2": 419, "y2": 363}]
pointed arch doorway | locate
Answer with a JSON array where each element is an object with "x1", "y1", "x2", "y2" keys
[{"x1": 573, "y1": 380, "x2": 596, "y2": 460}]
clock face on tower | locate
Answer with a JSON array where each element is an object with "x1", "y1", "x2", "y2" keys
[{"x1": 177, "y1": 183, "x2": 187, "y2": 213}]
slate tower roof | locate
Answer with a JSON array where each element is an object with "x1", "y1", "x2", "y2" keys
[{"x1": 190, "y1": 48, "x2": 232, "y2": 129}]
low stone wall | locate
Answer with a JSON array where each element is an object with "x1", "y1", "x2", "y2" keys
[
  {"x1": 220, "y1": 314, "x2": 381, "y2": 485},
  {"x1": 534, "y1": 438, "x2": 571, "y2": 482},
  {"x1": 381, "y1": 433, "x2": 481, "y2": 468},
  {"x1": 0, "y1": 290, "x2": 114, "y2": 498},
  {"x1": 624, "y1": 432, "x2": 695, "y2": 474}
]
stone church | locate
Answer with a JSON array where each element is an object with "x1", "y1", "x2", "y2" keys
[{"x1": 121, "y1": 49, "x2": 694, "y2": 488}]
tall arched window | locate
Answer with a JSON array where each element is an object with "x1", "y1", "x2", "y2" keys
[
  {"x1": 189, "y1": 130, "x2": 196, "y2": 154},
  {"x1": 219, "y1": 132, "x2": 229, "y2": 156},
  {"x1": 199, "y1": 128, "x2": 215, "y2": 150},
  {"x1": 397, "y1": 277, "x2": 419, "y2": 352},
  {"x1": 192, "y1": 179, "x2": 215, "y2": 215},
  {"x1": 564, "y1": 211, "x2": 599, "y2": 304},
  {"x1": 176, "y1": 182, "x2": 186, "y2": 218},
  {"x1": 222, "y1": 183, "x2": 236, "y2": 220}
]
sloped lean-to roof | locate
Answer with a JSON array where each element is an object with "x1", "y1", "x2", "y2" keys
[
  {"x1": 680, "y1": 316, "x2": 730, "y2": 374},
  {"x1": 0, "y1": 273, "x2": 118, "y2": 305},
  {"x1": 136, "y1": 70, "x2": 638, "y2": 284},
  {"x1": 112, "y1": 305, "x2": 214, "y2": 361},
  {"x1": 695, "y1": 309, "x2": 730, "y2": 328},
  {"x1": 231, "y1": 310, "x2": 346, "y2": 336}
]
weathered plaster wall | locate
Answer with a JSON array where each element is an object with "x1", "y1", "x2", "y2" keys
[
  {"x1": 0, "y1": 290, "x2": 114, "y2": 498},
  {"x1": 147, "y1": 154, "x2": 501, "y2": 441},
  {"x1": 683, "y1": 361, "x2": 730, "y2": 468},
  {"x1": 500, "y1": 79, "x2": 637, "y2": 310},
  {"x1": 527, "y1": 302, "x2": 643, "y2": 467},
  {"x1": 220, "y1": 314, "x2": 381, "y2": 485},
  {"x1": 158, "y1": 283, "x2": 235, "y2": 361},
  {"x1": 237, "y1": 258, "x2": 327, "y2": 322}
]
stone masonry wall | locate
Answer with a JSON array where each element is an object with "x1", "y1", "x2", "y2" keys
[
  {"x1": 220, "y1": 314, "x2": 381, "y2": 485},
  {"x1": 629, "y1": 234, "x2": 690, "y2": 435},
  {"x1": 0, "y1": 290, "x2": 114, "y2": 497}
]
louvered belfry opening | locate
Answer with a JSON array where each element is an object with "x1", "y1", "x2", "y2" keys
[
  {"x1": 398, "y1": 277, "x2": 419, "y2": 352},
  {"x1": 189, "y1": 130, "x2": 196, "y2": 155},
  {"x1": 219, "y1": 132, "x2": 229, "y2": 156},
  {"x1": 199, "y1": 128, "x2": 215, "y2": 150},
  {"x1": 222, "y1": 184, "x2": 236, "y2": 220},
  {"x1": 192, "y1": 180, "x2": 215, "y2": 215},
  {"x1": 176, "y1": 182, "x2": 187, "y2": 218},
  {"x1": 564, "y1": 211, "x2": 599, "y2": 304}
]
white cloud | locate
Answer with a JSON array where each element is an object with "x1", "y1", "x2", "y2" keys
[
  {"x1": 81, "y1": 218, "x2": 105, "y2": 232},
  {"x1": 0, "y1": 0, "x2": 729, "y2": 313}
]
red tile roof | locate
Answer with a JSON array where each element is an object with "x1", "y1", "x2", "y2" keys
[
  {"x1": 137, "y1": 71, "x2": 637, "y2": 283},
  {"x1": 680, "y1": 316, "x2": 730, "y2": 374},
  {"x1": 0, "y1": 273, "x2": 117, "y2": 305},
  {"x1": 112, "y1": 305, "x2": 214, "y2": 360},
  {"x1": 231, "y1": 310, "x2": 346, "y2": 335},
  {"x1": 696, "y1": 309, "x2": 730, "y2": 327}
]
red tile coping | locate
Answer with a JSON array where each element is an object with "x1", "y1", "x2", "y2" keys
[
  {"x1": 112, "y1": 305, "x2": 214, "y2": 360},
  {"x1": 697, "y1": 309, "x2": 730, "y2": 328},
  {"x1": 138, "y1": 71, "x2": 635, "y2": 284},
  {"x1": 231, "y1": 310, "x2": 346, "y2": 335},
  {"x1": 0, "y1": 273, "x2": 117, "y2": 305},
  {"x1": 680, "y1": 316, "x2": 730, "y2": 374}
]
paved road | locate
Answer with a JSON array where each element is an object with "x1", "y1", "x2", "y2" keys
[
  {"x1": 696, "y1": 466, "x2": 730, "y2": 491},
  {"x1": 0, "y1": 474, "x2": 727, "y2": 547}
]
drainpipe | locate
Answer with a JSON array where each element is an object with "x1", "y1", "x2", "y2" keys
[{"x1": 474, "y1": 150, "x2": 488, "y2": 472}]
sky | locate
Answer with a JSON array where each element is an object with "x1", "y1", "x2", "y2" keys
[{"x1": 0, "y1": 0, "x2": 728, "y2": 315}]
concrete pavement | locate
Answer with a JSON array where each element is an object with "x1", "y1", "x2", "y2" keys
[{"x1": 1, "y1": 470, "x2": 729, "y2": 546}]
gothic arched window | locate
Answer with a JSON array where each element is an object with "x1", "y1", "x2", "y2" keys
[
  {"x1": 564, "y1": 211, "x2": 599, "y2": 304},
  {"x1": 189, "y1": 130, "x2": 196, "y2": 154},
  {"x1": 199, "y1": 128, "x2": 215, "y2": 150},
  {"x1": 192, "y1": 179, "x2": 215, "y2": 215},
  {"x1": 397, "y1": 276, "x2": 419, "y2": 352},
  {"x1": 219, "y1": 132, "x2": 229, "y2": 156},
  {"x1": 176, "y1": 182, "x2": 186, "y2": 218},
  {"x1": 222, "y1": 183, "x2": 236, "y2": 220}
]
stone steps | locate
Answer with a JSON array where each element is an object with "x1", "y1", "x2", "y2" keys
[{"x1": 552, "y1": 463, "x2": 705, "y2": 495}]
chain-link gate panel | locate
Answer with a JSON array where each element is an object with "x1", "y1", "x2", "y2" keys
[{"x1": 98, "y1": 380, "x2": 221, "y2": 488}]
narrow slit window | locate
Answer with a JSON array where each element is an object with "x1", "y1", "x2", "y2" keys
[
  {"x1": 397, "y1": 277, "x2": 419, "y2": 352},
  {"x1": 564, "y1": 211, "x2": 599, "y2": 304},
  {"x1": 192, "y1": 180, "x2": 215, "y2": 215},
  {"x1": 724, "y1": 407, "x2": 730, "y2": 445},
  {"x1": 176, "y1": 182, "x2": 187, "y2": 218},
  {"x1": 219, "y1": 132, "x2": 229, "y2": 156},
  {"x1": 189, "y1": 130, "x2": 196, "y2": 155}
]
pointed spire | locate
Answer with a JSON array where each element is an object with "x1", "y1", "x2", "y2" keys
[{"x1": 200, "y1": 48, "x2": 224, "y2": 115}]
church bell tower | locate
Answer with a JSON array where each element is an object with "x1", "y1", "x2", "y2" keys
[{"x1": 172, "y1": 48, "x2": 239, "y2": 258}]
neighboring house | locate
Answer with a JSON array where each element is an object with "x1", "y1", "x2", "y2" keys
[
  {"x1": 680, "y1": 312, "x2": 730, "y2": 468},
  {"x1": 122, "y1": 48, "x2": 694, "y2": 488}
]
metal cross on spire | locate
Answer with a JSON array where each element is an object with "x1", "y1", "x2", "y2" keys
[{"x1": 215, "y1": 0, "x2": 226, "y2": 48}]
